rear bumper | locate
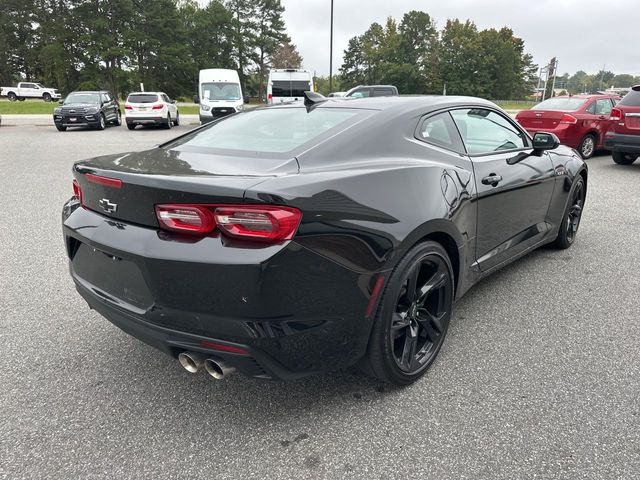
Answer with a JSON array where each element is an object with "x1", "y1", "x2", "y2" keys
[
  {"x1": 604, "y1": 132, "x2": 640, "y2": 153},
  {"x1": 126, "y1": 116, "x2": 165, "y2": 125},
  {"x1": 62, "y1": 201, "x2": 377, "y2": 380},
  {"x1": 523, "y1": 126, "x2": 580, "y2": 149}
]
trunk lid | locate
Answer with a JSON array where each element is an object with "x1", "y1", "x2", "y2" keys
[
  {"x1": 614, "y1": 89, "x2": 640, "y2": 134},
  {"x1": 516, "y1": 109, "x2": 568, "y2": 130},
  {"x1": 73, "y1": 147, "x2": 298, "y2": 227}
]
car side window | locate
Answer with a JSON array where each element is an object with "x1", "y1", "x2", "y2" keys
[
  {"x1": 416, "y1": 112, "x2": 464, "y2": 153},
  {"x1": 372, "y1": 88, "x2": 393, "y2": 97},
  {"x1": 351, "y1": 89, "x2": 370, "y2": 98},
  {"x1": 585, "y1": 102, "x2": 596, "y2": 114},
  {"x1": 595, "y1": 99, "x2": 613, "y2": 115},
  {"x1": 451, "y1": 108, "x2": 528, "y2": 155},
  {"x1": 23, "y1": 83, "x2": 35, "y2": 89},
  {"x1": 163, "y1": 94, "x2": 170, "y2": 103}
]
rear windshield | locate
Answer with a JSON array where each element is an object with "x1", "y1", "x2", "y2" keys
[
  {"x1": 533, "y1": 98, "x2": 587, "y2": 111},
  {"x1": 272, "y1": 81, "x2": 311, "y2": 98},
  {"x1": 168, "y1": 108, "x2": 362, "y2": 154},
  {"x1": 619, "y1": 90, "x2": 640, "y2": 107},
  {"x1": 127, "y1": 93, "x2": 159, "y2": 103},
  {"x1": 64, "y1": 93, "x2": 100, "y2": 104}
]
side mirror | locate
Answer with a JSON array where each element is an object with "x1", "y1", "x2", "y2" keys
[
  {"x1": 171, "y1": 99, "x2": 176, "y2": 104},
  {"x1": 532, "y1": 132, "x2": 560, "y2": 151},
  {"x1": 58, "y1": 100, "x2": 64, "y2": 105},
  {"x1": 244, "y1": 98, "x2": 250, "y2": 104},
  {"x1": 193, "y1": 95, "x2": 200, "y2": 104}
]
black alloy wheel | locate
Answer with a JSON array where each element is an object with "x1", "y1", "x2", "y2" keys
[
  {"x1": 165, "y1": 113, "x2": 172, "y2": 129},
  {"x1": 8, "y1": 92, "x2": 16, "y2": 101},
  {"x1": 552, "y1": 177, "x2": 585, "y2": 249},
  {"x1": 43, "y1": 92, "x2": 51, "y2": 102},
  {"x1": 365, "y1": 241, "x2": 454, "y2": 385},
  {"x1": 97, "y1": 114, "x2": 106, "y2": 130},
  {"x1": 174, "y1": 111, "x2": 180, "y2": 126},
  {"x1": 114, "y1": 110, "x2": 122, "y2": 126},
  {"x1": 578, "y1": 134, "x2": 596, "y2": 159}
]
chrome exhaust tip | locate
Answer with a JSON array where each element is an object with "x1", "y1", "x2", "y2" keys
[
  {"x1": 178, "y1": 351, "x2": 204, "y2": 374},
  {"x1": 204, "y1": 359, "x2": 236, "y2": 380}
]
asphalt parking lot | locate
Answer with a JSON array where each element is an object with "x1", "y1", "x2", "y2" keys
[{"x1": 1, "y1": 122, "x2": 639, "y2": 480}]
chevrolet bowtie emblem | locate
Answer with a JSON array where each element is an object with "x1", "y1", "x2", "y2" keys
[{"x1": 99, "y1": 198, "x2": 117, "y2": 213}]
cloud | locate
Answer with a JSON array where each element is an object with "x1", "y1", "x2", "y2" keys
[{"x1": 281, "y1": 0, "x2": 639, "y2": 79}]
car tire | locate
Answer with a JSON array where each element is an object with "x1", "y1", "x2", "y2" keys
[
  {"x1": 43, "y1": 93, "x2": 51, "y2": 102},
  {"x1": 97, "y1": 114, "x2": 106, "y2": 130},
  {"x1": 174, "y1": 111, "x2": 180, "y2": 126},
  {"x1": 18, "y1": 97, "x2": 25, "y2": 101},
  {"x1": 127, "y1": 123, "x2": 135, "y2": 130},
  {"x1": 364, "y1": 241, "x2": 454, "y2": 385},
  {"x1": 7, "y1": 92, "x2": 16, "y2": 101},
  {"x1": 551, "y1": 176, "x2": 585, "y2": 250},
  {"x1": 164, "y1": 114, "x2": 172, "y2": 129},
  {"x1": 56, "y1": 125, "x2": 67, "y2": 132},
  {"x1": 612, "y1": 152, "x2": 638, "y2": 165},
  {"x1": 113, "y1": 110, "x2": 122, "y2": 126},
  {"x1": 578, "y1": 134, "x2": 596, "y2": 159}
]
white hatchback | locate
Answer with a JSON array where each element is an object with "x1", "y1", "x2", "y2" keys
[{"x1": 125, "y1": 92, "x2": 179, "y2": 130}]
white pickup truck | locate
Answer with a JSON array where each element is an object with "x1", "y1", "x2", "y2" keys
[{"x1": 1, "y1": 82, "x2": 61, "y2": 102}]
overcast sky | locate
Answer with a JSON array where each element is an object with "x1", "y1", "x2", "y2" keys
[{"x1": 281, "y1": 0, "x2": 639, "y2": 77}]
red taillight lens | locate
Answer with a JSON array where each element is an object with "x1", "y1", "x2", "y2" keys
[
  {"x1": 152, "y1": 104, "x2": 163, "y2": 110},
  {"x1": 267, "y1": 93, "x2": 273, "y2": 103},
  {"x1": 155, "y1": 205, "x2": 215, "y2": 234},
  {"x1": 124, "y1": 104, "x2": 133, "y2": 110},
  {"x1": 154, "y1": 204, "x2": 302, "y2": 241},
  {"x1": 214, "y1": 206, "x2": 301, "y2": 241},
  {"x1": 610, "y1": 108, "x2": 623, "y2": 122},
  {"x1": 72, "y1": 179, "x2": 83, "y2": 204},
  {"x1": 85, "y1": 173, "x2": 123, "y2": 189},
  {"x1": 560, "y1": 114, "x2": 578, "y2": 124}
]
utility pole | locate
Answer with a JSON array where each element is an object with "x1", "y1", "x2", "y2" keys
[
  {"x1": 329, "y1": 0, "x2": 334, "y2": 93},
  {"x1": 550, "y1": 58, "x2": 558, "y2": 97}
]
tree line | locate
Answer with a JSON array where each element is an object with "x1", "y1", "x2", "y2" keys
[
  {"x1": 2, "y1": 2, "x2": 638, "y2": 102},
  {"x1": 334, "y1": 11, "x2": 639, "y2": 100},
  {"x1": 0, "y1": 0, "x2": 302, "y2": 99}
]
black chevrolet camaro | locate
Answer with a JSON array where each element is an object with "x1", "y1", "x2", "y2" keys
[{"x1": 62, "y1": 94, "x2": 587, "y2": 385}]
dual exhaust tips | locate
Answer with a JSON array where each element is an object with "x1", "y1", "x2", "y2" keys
[{"x1": 178, "y1": 351, "x2": 235, "y2": 380}]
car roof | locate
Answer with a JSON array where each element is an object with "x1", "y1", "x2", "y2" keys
[
  {"x1": 263, "y1": 95, "x2": 498, "y2": 113},
  {"x1": 128, "y1": 91, "x2": 163, "y2": 95},
  {"x1": 69, "y1": 90, "x2": 110, "y2": 94},
  {"x1": 549, "y1": 94, "x2": 617, "y2": 99}
]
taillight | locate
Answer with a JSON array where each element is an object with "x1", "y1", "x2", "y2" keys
[
  {"x1": 610, "y1": 108, "x2": 624, "y2": 122},
  {"x1": 155, "y1": 204, "x2": 302, "y2": 242},
  {"x1": 72, "y1": 179, "x2": 83, "y2": 204},
  {"x1": 124, "y1": 104, "x2": 133, "y2": 110},
  {"x1": 268, "y1": 93, "x2": 273, "y2": 103},
  {"x1": 560, "y1": 114, "x2": 578, "y2": 124},
  {"x1": 155, "y1": 205, "x2": 215, "y2": 234},
  {"x1": 214, "y1": 206, "x2": 301, "y2": 241},
  {"x1": 152, "y1": 104, "x2": 163, "y2": 110},
  {"x1": 85, "y1": 173, "x2": 123, "y2": 189}
]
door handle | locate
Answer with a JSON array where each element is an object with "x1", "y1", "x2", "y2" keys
[
  {"x1": 481, "y1": 174, "x2": 503, "y2": 187},
  {"x1": 598, "y1": 115, "x2": 607, "y2": 120}
]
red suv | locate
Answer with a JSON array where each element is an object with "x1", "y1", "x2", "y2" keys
[
  {"x1": 516, "y1": 94, "x2": 619, "y2": 159},
  {"x1": 604, "y1": 85, "x2": 640, "y2": 165}
]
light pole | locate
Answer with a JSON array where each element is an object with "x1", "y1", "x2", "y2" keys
[{"x1": 329, "y1": 0, "x2": 334, "y2": 93}]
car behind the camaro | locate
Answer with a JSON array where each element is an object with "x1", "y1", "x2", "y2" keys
[{"x1": 62, "y1": 94, "x2": 587, "y2": 385}]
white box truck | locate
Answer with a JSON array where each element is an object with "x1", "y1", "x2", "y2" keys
[
  {"x1": 267, "y1": 69, "x2": 314, "y2": 104},
  {"x1": 195, "y1": 69, "x2": 245, "y2": 124}
]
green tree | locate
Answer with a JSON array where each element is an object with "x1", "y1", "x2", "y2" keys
[
  {"x1": 270, "y1": 41, "x2": 303, "y2": 69},
  {"x1": 254, "y1": 0, "x2": 288, "y2": 99}
]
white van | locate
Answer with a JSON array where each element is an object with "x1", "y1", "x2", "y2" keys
[
  {"x1": 267, "y1": 69, "x2": 314, "y2": 104},
  {"x1": 196, "y1": 69, "x2": 244, "y2": 124}
]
